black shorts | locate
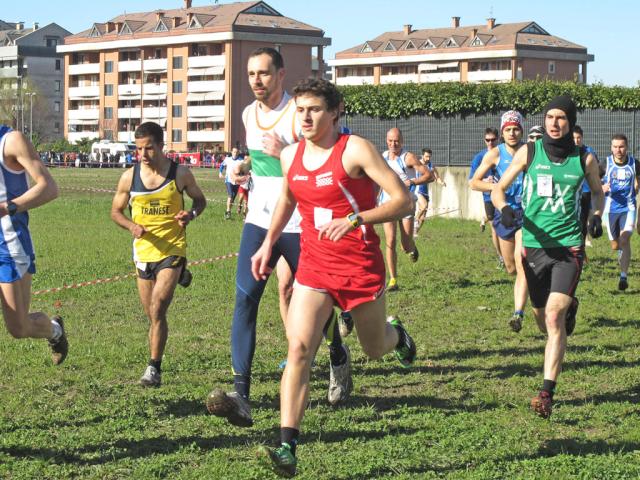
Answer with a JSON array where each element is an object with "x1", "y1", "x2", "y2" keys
[
  {"x1": 522, "y1": 246, "x2": 584, "y2": 308},
  {"x1": 137, "y1": 255, "x2": 186, "y2": 280},
  {"x1": 484, "y1": 200, "x2": 496, "y2": 221}
]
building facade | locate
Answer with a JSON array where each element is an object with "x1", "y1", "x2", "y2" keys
[
  {"x1": 329, "y1": 18, "x2": 593, "y2": 86},
  {"x1": 0, "y1": 21, "x2": 71, "y2": 141},
  {"x1": 58, "y1": 0, "x2": 330, "y2": 151}
]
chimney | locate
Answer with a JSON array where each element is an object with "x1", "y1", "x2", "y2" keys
[
  {"x1": 33, "y1": 22, "x2": 39, "y2": 31},
  {"x1": 184, "y1": 0, "x2": 192, "y2": 8},
  {"x1": 106, "y1": 21, "x2": 115, "y2": 33},
  {"x1": 156, "y1": 11, "x2": 165, "y2": 21},
  {"x1": 451, "y1": 17, "x2": 460, "y2": 28},
  {"x1": 173, "y1": 16, "x2": 181, "y2": 28},
  {"x1": 115, "y1": 22, "x2": 123, "y2": 34},
  {"x1": 187, "y1": 12, "x2": 193, "y2": 25},
  {"x1": 487, "y1": 18, "x2": 496, "y2": 29},
  {"x1": 16, "y1": 22, "x2": 24, "y2": 31},
  {"x1": 403, "y1": 24, "x2": 412, "y2": 36},
  {"x1": 471, "y1": 28, "x2": 477, "y2": 38}
]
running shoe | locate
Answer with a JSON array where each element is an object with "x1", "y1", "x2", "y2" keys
[
  {"x1": 496, "y1": 257, "x2": 505, "y2": 270},
  {"x1": 387, "y1": 278, "x2": 399, "y2": 292},
  {"x1": 387, "y1": 316, "x2": 416, "y2": 368},
  {"x1": 178, "y1": 268, "x2": 192, "y2": 288},
  {"x1": 224, "y1": 211, "x2": 231, "y2": 220},
  {"x1": 509, "y1": 312, "x2": 523, "y2": 333},
  {"x1": 565, "y1": 297, "x2": 579, "y2": 336},
  {"x1": 206, "y1": 389, "x2": 253, "y2": 427},
  {"x1": 256, "y1": 443, "x2": 297, "y2": 478},
  {"x1": 619, "y1": 276, "x2": 629, "y2": 291},
  {"x1": 531, "y1": 390, "x2": 553, "y2": 419},
  {"x1": 480, "y1": 222, "x2": 486, "y2": 233},
  {"x1": 407, "y1": 247, "x2": 419, "y2": 263},
  {"x1": 338, "y1": 311, "x2": 354, "y2": 337},
  {"x1": 49, "y1": 316, "x2": 68, "y2": 365},
  {"x1": 328, "y1": 345, "x2": 352, "y2": 406},
  {"x1": 140, "y1": 365, "x2": 161, "y2": 387}
]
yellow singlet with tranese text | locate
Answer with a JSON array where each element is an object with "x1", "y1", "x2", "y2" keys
[{"x1": 129, "y1": 162, "x2": 186, "y2": 263}]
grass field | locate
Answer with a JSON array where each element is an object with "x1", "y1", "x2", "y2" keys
[{"x1": 1, "y1": 168, "x2": 640, "y2": 479}]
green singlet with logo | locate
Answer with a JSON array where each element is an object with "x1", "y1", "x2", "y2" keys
[{"x1": 521, "y1": 140, "x2": 584, "y2": 248}]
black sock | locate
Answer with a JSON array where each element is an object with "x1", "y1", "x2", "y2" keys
[
  {"x1": 280, "y1": 427, "x2": 299, "y2": 455},
  {"x1": 322, "y1": 312, "x2": 346, "y2": 366},
  {"x1": 542, "y1": 379, "x2": 556, "y2": 398},
  {"x1": 149, "y1": 359, "x2": 162, "y2": 372},
  {"x1": 234, "y1": 374, "x2": 250, "y2": 399}
]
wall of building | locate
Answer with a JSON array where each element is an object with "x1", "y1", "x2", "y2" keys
[
  {"x1": 22, "y1": 55, "x2": 64, "y2": 140},
  {"x1": 521, "y1": 58, "x2": 579, "y2": 82}
]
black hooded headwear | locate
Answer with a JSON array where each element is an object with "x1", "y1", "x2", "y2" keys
[{"x1": 541, "y1": 95, "x2": 578, "y2": 161}]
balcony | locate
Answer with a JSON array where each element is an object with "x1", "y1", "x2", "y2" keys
[
  {"x1": 419, "y1": 71, "x2": 461, "y2": 83},
  {"x1": 187, "y1": 105, "x2": 224, "y2": 121},
  {"x1": 187, "y1": 54, "x2": 225, "y2": 69},
  {"x1": 68, "y1": 108, "x2": 100, "y2": 121},
  {"x1": 467, "y1": 69, "x2": 512, "y2": 83},
  {"x1": 187, "y1": 80, "x2": 225, "y2": 93},
  {"x1": 68, "y1": 131, "x2": 99, "y2": 143},
  {"x1": 143, "y1": 58, "x2": 167, "y2": 72},
  {"x1": 118, "y1": 84, "x2": 142, "y2": 97},
  {"x1": 380, "y1": 73, "x2": 420, "y2": 85},
  {"x1": 119, "y1": 60, "x2": 142, "y2": 72},
  {"x1": 142, "y1": 83, "x2": 167, "y2": 95},
  {"x1": 69, "y1": 63, "x2": 100, "y2": 75},
  {"x1": 142, "y1": 106, "x2": 167, "y2": 118},
  {"x1": 0, "y1": 67, "x2": 19, "y2": 79},
  {"x1": 117, "y1": 131, "x2": 136, "y2": 143},
  {"x1": 68, "y1": 85, "x2": 100, "y2": 99},
  {"x1": 187, "y1": 130, "x2": 225, "y2": 143},
  {"x1": 118, "y1": 107, "x2": 142, "y2": 119},
  {"x1": 335, "y1": 76, "x2": 374, "y2": 86}
]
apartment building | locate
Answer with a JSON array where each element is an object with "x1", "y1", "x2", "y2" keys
[
  {"x1": 0, "y1": 21, "x2": 70, "y2": 140},
  {"x1": 58, "y1": 0, "x2": 330, "y2": 151},
  {"x1": 329, "y1": 18, "x2": 593, "y2": 86}
]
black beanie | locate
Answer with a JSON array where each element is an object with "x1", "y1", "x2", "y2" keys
[{"x1": 544, "y1": 95, "x2": 577, "y2": 129}]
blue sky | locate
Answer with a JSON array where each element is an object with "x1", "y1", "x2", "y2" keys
[{"x1": 4, "y1": 0, "x2": 639, "y2": 86}]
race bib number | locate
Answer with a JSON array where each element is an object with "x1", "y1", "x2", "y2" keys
[
  {"x1": 537, "y1": 174, "x2": 553, "y2": 197},
  {"x1": 314, "y1": 207, "x2": 333, "y2": 230}
]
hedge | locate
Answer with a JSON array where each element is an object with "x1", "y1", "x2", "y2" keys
[{"x1": 339, "y1": 81, "x2": 640, "y2": 118}]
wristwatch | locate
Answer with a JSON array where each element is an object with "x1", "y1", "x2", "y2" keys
[
  {"x1": 190, "y1": 209, "x2": 198, "y2": 220},
  {"x1": 6, "y1": 201, "x2": 17, "y2": 216},
  {"x1": 347, "y1": 212, "x2": 361, "y2": 229}
]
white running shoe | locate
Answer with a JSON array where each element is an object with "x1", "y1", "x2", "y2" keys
[
  {"x1": 140, "y1": 365, "x2": 161, "y2": 387},
  {"x1": 328, "y1": 345, "x2": 353, "y2": 406}
]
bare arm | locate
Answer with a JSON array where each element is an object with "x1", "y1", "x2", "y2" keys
[
  {"x1": 175, "y1": 166, "x2": 207, "y2": 227},
  {"x1": 110, "y1": 169, "x2": 145, "y2": 238},
  {"x1": 470, "y1": 148, "x2": 499, "y2": 193},
  {"x1": 406, "y1": 152, "x2": 433, "y2": 186},
  {"x1": 491, "y1": 145, "x2": 528, "y2": 211},
  {"x1": 1, "y1": 131, "x2": 58, "y2": 215},
  {"x1": 584, "y1": 153, "x2": 604, "y2": 217}
]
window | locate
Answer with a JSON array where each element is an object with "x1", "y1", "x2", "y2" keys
[
  {"x1": 360, "y1": 43, "x2": 373, "y2": 54},
  {"x1": 172, "y1": 105, "x2": 182, "y2": 117},
  {"x1": 105, "y1": 61, "x2": 113, "y2": 73},
  {"x1": 548, "y1": 61, "x2": 556, "y2": 74},
  {"x1": 104, "y1": 107, "x2": 113, "y2": 119},
  {"x1": 55, "y1": 59, "x2": 61, "y2": 71},
  {"x1": 46, "y1": 37, "x2": 59, "y2": 47},
  {"x1": 383, "y1": 42, "x2": 396, "y2": 52},
  {"x1": 104, "y1": 130, "x2": 114, "y2": 140},
  {"x1": 154, "y1": 20, "x2": 169, "y2": 33},
  {"x1": 54, "y1": 101, "x2": 61, "y2": 113},
  {"x1": 104, "y1": 84, "x2": 113, "y2": 96},
  {"x1": 172, "y1": 56, "x2": 183, "y2": 69},
  {"x1": 54, "y1": 122, "x2": 60, "y2": 134},
  {"x1": 172, "y1": 129, "x2": 182, "y2": 142},
  {"x1": 55, "y1": 80, "x2": 61, "y2": 92},
  {"x1": 172, "y1": 80, "x2": 182, "y2": 94},
  {"x1": 244, "y1": 3, "x2": 280, "y2": 15}
]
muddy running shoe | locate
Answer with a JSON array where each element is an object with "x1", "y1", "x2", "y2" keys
[
  {"x1": 387, "y1": 316, "x2": 416, "y2": 368},
  {"x1": 565, "y1": 297, "x2": 579, "y2": 336},
  {"x1": 49, "y1": 316, "x2": 68, "y2": 365},
  {"x1": 531, "y1": 390, "x2": 553, "y2": 419},
  {"x1": 338, "y1": 311, "x2": 354, "y2": 338},
  {"x1": 328, "y1": 345, "x2": 352, "y2": 406},
  {"x1": 509, "y1": 312, "x2": 524, "y2": 333},
  {"x1": 619, "y1": 276, "x2": 628, "y2": 291},
  {"x1": 257, "y1": 443, "x2": 297, "y2": 478},
  {"x1": 178, "y1": 268, "x2": 192, "y2": 288},
  {"x1": 496, "y1": 257, "x2": 505, "y2": 270},
  {"x1": 140, "y1": 365, "x2": 161, "y2": 387},
  {"x1": 407, "y1": 247, "x2": 419, "y2": 263},
  {"x1": 224, "y1": 211, "x2": 231, "y2": 220},
  {"x1": 206, "y1": 389, "x2": 253, "y2": 427},
  {"x1": 387, "y1": 278, "x2": 399, "y2": 292}
]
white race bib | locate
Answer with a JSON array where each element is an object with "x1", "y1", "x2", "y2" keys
[
  {"x1": 314, "y1": 207, "x2": 333, "y2": 230},
  {"x1": 537, "y1": 174, "x2": 553, "y2": 198}
]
